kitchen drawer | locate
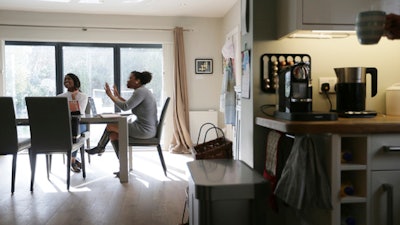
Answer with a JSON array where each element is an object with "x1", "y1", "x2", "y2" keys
[{"x1": 370, "y1": 134, "x2": 400, "y2": 170}]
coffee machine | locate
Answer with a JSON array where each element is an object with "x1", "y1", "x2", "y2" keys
[
  {"x1": 277, "y1": 62, "x2": 312, "y2": 113},
  {"x1": 274, "y1": 62, "x2": 337, "y2": 121},
  {"x1": 334, "y1": 67, "x2": 378, "y2": 117}
]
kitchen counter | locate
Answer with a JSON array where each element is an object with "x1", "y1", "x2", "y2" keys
[
  {"x1": 256, "y1": 114, "x2": 400, "y2": 134},
  {"x1": 256, "y1": 113, "x2": 400, "y2": 225}
]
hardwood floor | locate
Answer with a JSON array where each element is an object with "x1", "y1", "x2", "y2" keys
[{"x1": 0, "y1": 148, "x2": 193, "y2": 225}]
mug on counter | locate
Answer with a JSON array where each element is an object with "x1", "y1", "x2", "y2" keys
[{"x1": 356, "y1": 10, "x2": 386, "y2": 45}]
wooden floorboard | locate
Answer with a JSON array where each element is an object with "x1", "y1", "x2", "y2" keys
[{"x1": 0, "y1": 149, "x2": 193, "y2": 225}]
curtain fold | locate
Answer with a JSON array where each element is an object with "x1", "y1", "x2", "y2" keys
[{"x1": 168, "y1": 27, "x2": 192, "y2": 154}]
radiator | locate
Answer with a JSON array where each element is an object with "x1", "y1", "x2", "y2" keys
[{"x1": 189, "y1": 110, "x2": 218, "y2": 144}]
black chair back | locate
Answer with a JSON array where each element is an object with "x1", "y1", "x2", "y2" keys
[
  {"x1": 0, "y1": 97, "x2": 19, "y2": 155},
  {"x1": 26, "y1": 97, "x2": 73, "y2": 153},
  {"x1": 156, "y1": 97, "x2": 170, "y2": 139}
]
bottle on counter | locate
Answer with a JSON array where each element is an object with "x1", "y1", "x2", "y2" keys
[
  {"x1": 340, "y1": 181, "x2": 355, "y2": 197},
  {"x1": 341, "y1": 215, "x2": 356, "y2": 225},
  {"x1": 341, "y1": 151, "x2": 354, "y2": 163}
]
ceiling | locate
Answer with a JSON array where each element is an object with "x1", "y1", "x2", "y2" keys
[{"x1": 0, "y1": 0, "x2": 238, "y2": 18}]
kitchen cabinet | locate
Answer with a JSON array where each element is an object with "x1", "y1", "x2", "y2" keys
[
  {"x1": 277, "y1": 0, "x2": 370, "y2": 38},
  {"x1": 369, "y1": 134, "x2": 400, "y2": 225},
  {"x1": 255, "y1": 115, "x2": 400, "y2": 225},
  {"x1": 187, "y1": 159, "x2": 268, "y2": 225}
]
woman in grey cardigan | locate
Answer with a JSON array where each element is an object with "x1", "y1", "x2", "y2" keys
[{"x1": 86, "y1": 71, "x2": 157, "y2": 162}]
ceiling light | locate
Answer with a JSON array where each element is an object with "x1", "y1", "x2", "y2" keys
[
  {"x1": 288, "y1": 30, "x2": 355, "y2": 39},
  {"x1": 123, "y1": 0, "x2": 147, "y2": 3},
  {"x1": 40, "y1": 0, "x2": 71, "y2": 2},
  {"x1": 78, "y1": 0, "x2": 104, "y2": 4}
]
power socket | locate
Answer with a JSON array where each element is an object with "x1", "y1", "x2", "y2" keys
[{"x1": 318, "y1": 77, "x2": 337, "y2": 93}]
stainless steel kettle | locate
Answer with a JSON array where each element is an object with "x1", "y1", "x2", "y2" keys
[{"x1": 334, "y1": 67, "x2": 377, "y2": 113}]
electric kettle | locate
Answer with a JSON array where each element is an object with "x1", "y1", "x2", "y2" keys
[{"x1": 334, "y1": 67, "x2": 377, "y2": 117}]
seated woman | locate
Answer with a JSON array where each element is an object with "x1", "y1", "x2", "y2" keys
[
  {"x1": 86, "y1": 71, "x2": 157, "y2": 174},
  {"x1": 58, "y1": 73, "x2": 88, "y2": 173}
]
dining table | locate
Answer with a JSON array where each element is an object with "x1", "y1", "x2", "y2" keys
[{"x1": 17, "y1": 113, "x2": 129, "y2": 183}]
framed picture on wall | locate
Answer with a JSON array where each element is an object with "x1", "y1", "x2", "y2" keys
[{"x1": 195, "y1": 58, "x2": 213, "y2": 74}]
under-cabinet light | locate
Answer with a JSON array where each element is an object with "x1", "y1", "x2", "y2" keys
[{"x1": 288, "y1": 30, "x2": 355, "y2": 39}]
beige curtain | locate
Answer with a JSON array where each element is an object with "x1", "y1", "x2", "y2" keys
[{"x1": 168, "y1": 27, "x2": 193, "y2": 154}]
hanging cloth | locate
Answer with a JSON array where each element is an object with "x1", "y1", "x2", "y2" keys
[
  {"x1": 274, "y1": 135, "x2": 332, "y2": 210},
  {"x1": 220, "y1": 58, "x2": 236, "y2": 125},
  {"x1": 220, "y1": 38, "x2": 236, "y2": 125}
]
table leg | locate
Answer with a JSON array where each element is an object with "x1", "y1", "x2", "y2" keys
[{"x1": 118, "y1": 117, "x2": 128, "y2": 183}]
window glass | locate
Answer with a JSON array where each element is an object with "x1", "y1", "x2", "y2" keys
[
  {"x1": 4, "y1": 42, "x2": 163, "y2": 141},
  {"x1": 63, "y1": 46, "x2": 114, "y2": 113},
  {"x1": 120, "y1": 47, "x2": 163, "y2": 107},
  {"x1": 5, "y1": 45, "x2": 56, "y2": 117}
]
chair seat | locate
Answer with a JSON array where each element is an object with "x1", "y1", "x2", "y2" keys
[
  {"x1": 72, "y1": 138, "x2": 85, "y2": 151},
  {"x1": 129, "y1": 137, "x2": 160, "y2": 146},
  {"x1": 17, "y1": 138, "x2": 31, "y2": 151},
  {"x1": 81, "y1": 131, "x2": 90, "y2": 138}
]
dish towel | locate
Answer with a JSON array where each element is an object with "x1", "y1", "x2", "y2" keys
[
  {"x1": 274, "y1": 135, "x2": 332, "y2": 210},
  {"x1": 263, "y1": 130, "x2": 282, "y2": 211}
]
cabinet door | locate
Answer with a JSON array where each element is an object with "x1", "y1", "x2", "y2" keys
[
  {"x1": 371, "y1": 171, "x2": 400, "y2": 225},
  {"x1": 303, "y1": 0, "x2": 370, "y2": 25}
]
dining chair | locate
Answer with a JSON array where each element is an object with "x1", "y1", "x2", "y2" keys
[
  {"x1": 128, "y1": 97, "x2": 170, "y2": 176},
  {"x1": 0, "y1": 97, "x2": 31, "y2": 194},
  {"x1": 25, "y1": 97, "x2": 86, "y2": 191}
]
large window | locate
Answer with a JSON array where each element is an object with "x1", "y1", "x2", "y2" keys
[
  {"x1": 5, "y1": 44, "x2": 56, "y2": 117},
  {"x1": 4, "y1": 41, "x2": 163, "y2": 138}
]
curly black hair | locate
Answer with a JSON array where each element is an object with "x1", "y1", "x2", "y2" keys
[{"x1": 131, "y1": 71, "x2": 152, "y2": 85}]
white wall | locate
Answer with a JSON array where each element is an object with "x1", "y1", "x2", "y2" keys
[{"x1": 0, "y1": 11, "x2": 225, "y2": 113}]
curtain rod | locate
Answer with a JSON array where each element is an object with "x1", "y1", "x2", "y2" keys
[{"x1": 0, "y1": 23, "x2": 193, "y2": 32}]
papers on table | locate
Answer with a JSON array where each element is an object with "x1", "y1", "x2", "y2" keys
[
  {"x1": 99, "y1": 113, "x2": 121, "y2": 118},
  {"x1": 99, "y1": 113, "x2": 132, "y2": 118}
]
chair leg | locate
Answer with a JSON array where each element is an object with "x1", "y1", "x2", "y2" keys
[
  {"x1": 11, "y1": 153, "x2": 17, "y2": 194},
  {"x1": 86, "y1": 138, "x2": 91, "y2": 164},
  {"x1": 29, "y1": 151, "x2": 36, "y2": 192},
  {"x1": 45, "y1": 154, "x2": 52, "y2": 180},
  {"x1": 156, "y1": 145, "x2": 167, "y2": 176},
  {"x1": 80, "y1": 147, "x2": 86, "y2": 179},
  {"x1": 129, "y1": 146, "x2": 133, "y2": 171},
  {"x1": 67, "y1": 153, "x2": 71, "y2": 191}
]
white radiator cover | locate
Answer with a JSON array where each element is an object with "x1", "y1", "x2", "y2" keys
[{"x1": 189, "y1": 110, "x2": 218, "y2": 144}]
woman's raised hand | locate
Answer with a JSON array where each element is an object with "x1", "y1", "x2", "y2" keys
[{"x1": 112, "y1": 84, "x2": 120, "y2": 97}]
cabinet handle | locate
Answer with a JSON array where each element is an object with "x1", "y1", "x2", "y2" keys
[
  {"x1": 383, "y1": 146, "x2": 400, "y2": 151},
  {"x1": 382, "y1": 183, "x2": 393, "y2": 225}
]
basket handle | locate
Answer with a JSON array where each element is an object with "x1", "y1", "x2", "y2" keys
[
  {"x1": 196, "y1": 122, "x2": 218, "y2": 145},
  {"x1": 203, "y1": 126, "x2": 226, "y2": 144}
]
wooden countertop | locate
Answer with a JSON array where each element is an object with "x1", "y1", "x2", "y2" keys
[{"x1": 256, "y1": 114, "x2": 400, "y2": 134}]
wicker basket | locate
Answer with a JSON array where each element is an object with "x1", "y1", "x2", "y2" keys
[{"x1": 192, "y1": 123, "x2": 233, "y2": 160}]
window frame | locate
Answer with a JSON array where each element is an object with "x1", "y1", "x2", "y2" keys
[{"x1": 5, "y1": 40, "x2": 163, "y2": 111}]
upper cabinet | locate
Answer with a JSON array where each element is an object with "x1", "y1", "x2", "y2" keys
[{"x1": 277, "y1": 0, "x2": 371, "y2": 38}]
